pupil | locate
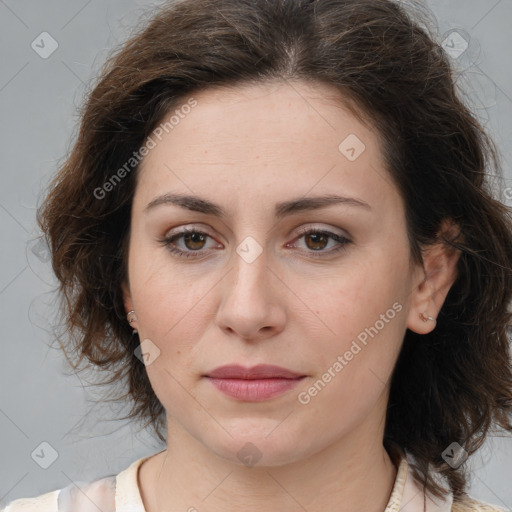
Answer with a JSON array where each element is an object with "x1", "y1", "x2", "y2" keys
[
  {"x1": 307, "y1": 233, "x2": 327, "y2": 250},
  {"x1": 186, "y1": 233, "x2": 205, "y2": 249}
]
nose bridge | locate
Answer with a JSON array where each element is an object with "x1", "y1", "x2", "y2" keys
[
  {"x1": 230, "y1": 234, "x2": 269, "y2": 296},
  {"x1": 214, "y1": 232, "x2": 287, "y2": 340}
]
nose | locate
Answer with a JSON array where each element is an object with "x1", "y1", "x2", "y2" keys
[{"x1": 215, "y1": 242, "x2": 287, "y2": 342}]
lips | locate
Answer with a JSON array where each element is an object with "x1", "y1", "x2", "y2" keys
[
  {"x1": 204, "y1": 364, "x2": 306, "y2": 401},
  {"x1": 205, "y1": 364, "x2": 304, "y2": 379}
]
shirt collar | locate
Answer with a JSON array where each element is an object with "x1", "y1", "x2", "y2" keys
[
  {"x1": 115, "y1": 449, "x2": 454, "y2": 512},
  {"x1": 385, "y1": 450, "x2": 454, "y2": 512}
]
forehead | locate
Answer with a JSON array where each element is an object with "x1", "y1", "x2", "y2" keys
[
  {"x1": 145, "y1": 79, "x2": 375, "y2": 156},
  {"x1": 135, "y1": 79, "x2": 398, "y2": 218}
]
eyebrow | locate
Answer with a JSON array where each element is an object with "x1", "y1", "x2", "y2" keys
[{"x1": 144, "y1": 192, "x2": 371, "y2": 219}]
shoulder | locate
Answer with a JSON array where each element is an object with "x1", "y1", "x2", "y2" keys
[
  {"x1": 394, "y1": 447, "x2": 508, "y2": 512},
  {"x1": 1, "y1": 453, "x2": 154, "y2": 512},
  {"x1": 1, "y1": 475, "x2": 116, "y2": 512},
  {"x1": 452, "y1": 495, "x2": 508, "y2": 512},
  {"x1": 1, "y1": 489, "x2": 59, "y2": 512}
]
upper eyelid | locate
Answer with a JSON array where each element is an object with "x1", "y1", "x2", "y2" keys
[
  {"x1": 165, "y1": 224, "x2": 350, "y2": 241},
  {"x1": 164, "y1": 225, "x2": 351, "y2": 248},
  {"x1": 293, "y1": 225, "x2": 350, "y2": 238}
]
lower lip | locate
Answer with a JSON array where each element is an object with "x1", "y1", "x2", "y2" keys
[{"x1": 206, "y1": 377, "x2": 305, "y2": 401}]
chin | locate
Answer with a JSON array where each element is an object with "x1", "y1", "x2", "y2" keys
[{"x1": 207, "y1": 424, "x2": 312, "y2": 468}]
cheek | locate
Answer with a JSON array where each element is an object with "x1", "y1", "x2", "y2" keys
[
  {"x1": 133, "y1": 274, "x2": 215, "y2": 360},
  {"x1": 308, "y1": 249, "x2": 406, "y2": 339},
  {"x1": 299, "y1": 247, "x2": 408, "y2": 392},
  {"x1": 127, "y1": 245, "x2": 215, "y2": 373},
  {"x1": 128, "y1": 258, "x2": 215, "y2": 415},
  {"x1": 129, "y1": 237, "x2": 211, "y2": 326},
  {"x1": 296, "y1": 296, "x2": 404, "y2": 433}
]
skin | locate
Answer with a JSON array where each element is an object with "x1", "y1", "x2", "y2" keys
[{"x1": 122, "y1": 79, "x2": 460, "y2": 512}]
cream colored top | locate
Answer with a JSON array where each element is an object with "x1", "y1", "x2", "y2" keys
[{"x1": 1, "y1": 451, "x2": 506, "y2": 512}]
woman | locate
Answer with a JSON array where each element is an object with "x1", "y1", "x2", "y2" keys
[{"x1": 3, "y1": 0, "x2": 511, "y2": 511}]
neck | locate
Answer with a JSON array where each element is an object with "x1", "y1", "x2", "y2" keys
[{"x1": 139, "y1": 420, "x2": 399, "y2": 512}]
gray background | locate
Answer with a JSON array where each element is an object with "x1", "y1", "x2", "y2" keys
[{"x1": 1, "y1": 0, "x2": 511, "y2": 509}]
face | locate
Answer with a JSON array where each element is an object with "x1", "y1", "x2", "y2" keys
[{"x1": 123, "y1": 79, "x2": 424, "y2": 467}]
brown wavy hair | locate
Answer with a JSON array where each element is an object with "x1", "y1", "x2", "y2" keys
[{"x1": 37, "y1": 0, "x2": 512, "y2": 503}]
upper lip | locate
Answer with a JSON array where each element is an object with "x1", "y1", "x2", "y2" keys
[{"x1": 205, "y1": 364, "x2": 304, "y2": 379}]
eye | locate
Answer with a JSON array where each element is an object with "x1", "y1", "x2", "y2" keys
[
  {"x1": 159, "y1": 226, "x2": 352, "y2": 260},
  {"x1": 160, "y1": 228, "x2": 221, "y2": 259},
  {"x1": 287, "y1": 227, "x2": 352, "y2": 257}
]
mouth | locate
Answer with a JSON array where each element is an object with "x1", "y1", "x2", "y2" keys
[{"x1": 203, "y1": 364, "x2": 306, "y2": 402}]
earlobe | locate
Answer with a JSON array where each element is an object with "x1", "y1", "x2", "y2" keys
[
  {"x1": 121, "y1": 280, "x2": 139, "y2": 332},
  {"x1": 407, "y1": 220, "x2": 461, "y2": 335}
]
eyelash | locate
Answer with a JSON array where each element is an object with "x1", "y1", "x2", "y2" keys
[{"x1": 159, "y1": 227, "x2": 352, "y2": 260}]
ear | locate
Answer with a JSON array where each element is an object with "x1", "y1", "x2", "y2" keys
[
  {"x1": 406, "y1": 219, "x2": 461, "y2": 335},
  {"x1": 121, "y1": 280, "x2": 139, "y2": 331}
]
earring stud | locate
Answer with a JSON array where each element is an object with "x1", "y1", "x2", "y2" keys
[
  {"x1": 127, "y1": 310, "x2": 138, "y2": 334},
  {"x1": 419, "y1": 312, "x2": 436, "y2": 323}
]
